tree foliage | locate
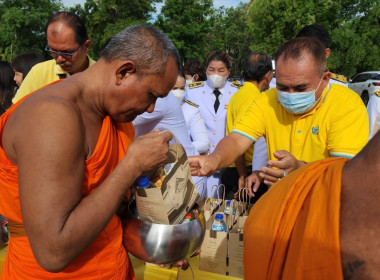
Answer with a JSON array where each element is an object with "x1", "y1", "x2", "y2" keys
[
  {"x1": 0, "y1": 0, "x2": 378, "y2": 76},
  {"x1": 154, "y1": 0, "x2": 213, "y2": 63},
  {"x1": 0, "y1": 0, "x2": 62, "y2": 61},
  {"x1": 247, "y1": 0, "x2": 380, "y2": 77},
  {"x1": 329, "y1": 0, "x2": 380, "y2": 77},
  {"x1": 70, "y1": 0, "x2": 161, "y2": 59},
  {"x1": 207, "y1": 3, "x2": 251, "y2": 76}
]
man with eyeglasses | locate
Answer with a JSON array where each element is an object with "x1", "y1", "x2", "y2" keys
[
  {"x1": 12, "y1": 11, "x2": 95, "y2": 103},
  {"x1": 189, "y1": 37, "x2": 368, "y2": 197}
]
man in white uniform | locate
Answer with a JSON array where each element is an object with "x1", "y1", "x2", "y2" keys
[
  {"x1": 133, "y1": 92, "x2": 207, "y2": 197},
  {"x1": 133, "y1": 92, "x2": 196, "y2": 157},
  {"x1": 367, "y1": 91, "x2": 380, "y2": 139}
]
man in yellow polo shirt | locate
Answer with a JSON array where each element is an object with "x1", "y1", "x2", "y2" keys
[
  {"x1": 12, "y1": 11, "x2": 95, "y2": 103},
  {"x1": 189, "y1": 37, "x2": 368, "y2": 197},
  {"x1": 221, "y1": 52, "x2": 273, "y2": 199}
]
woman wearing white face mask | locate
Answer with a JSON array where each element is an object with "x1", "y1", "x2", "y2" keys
[
  {"x1": 186, "y1": 50, "x2": 240, "y2": 198},
  {"x1": 172, "y1": 69, "x2": 209, "y2": 155},
  {"x1": 183, "y1": 59, "x2": 206, "y2": 87}
]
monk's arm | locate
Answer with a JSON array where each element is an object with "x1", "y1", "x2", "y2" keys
[
  {"x1": 340, "y1": 132, "x2": 380, "y2": 279},
  {"x1": 5, "y1": 101, "x2": 171, "y2": 272}
]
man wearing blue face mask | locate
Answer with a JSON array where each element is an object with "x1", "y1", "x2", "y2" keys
[{"x1": 188, "y1": 37, "x2": 369, "y2": 197}]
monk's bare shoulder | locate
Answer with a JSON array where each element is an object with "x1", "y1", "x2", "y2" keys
[
  {"x1": 341, "y1": 151, "x2": 380, "y2": 279},
  {"x1": 3, "y1": 87, "x2": 84, "y2": 165}
]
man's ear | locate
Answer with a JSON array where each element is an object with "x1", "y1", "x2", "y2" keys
[
  {"x1": 325, "y1": 48, "x2": 331, "y2": 59},
  {"x1": 83, "y1": 40, "x2": 91, "y2": 53},
  {"x1": 323, "y1": 71, "x2": 331, "y2": 87},
  {"x1": 115, "y1": 61, "x2": 136, "y2": 84}
]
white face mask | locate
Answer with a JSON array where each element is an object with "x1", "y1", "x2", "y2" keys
[
  {"x1": 185, "y1": 79, "x2": 193, "y2": 86},
  {"x1": 185, "y1": 74, "x2": 196, "y2": 86},
  {"x1": 172, "y1": 89, "x2": 185, "y2": 103},
  {"x1": 207, "y1": 74, "x2": 227, "y2": 89}
]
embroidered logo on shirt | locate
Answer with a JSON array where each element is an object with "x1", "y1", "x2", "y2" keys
[{"x1": 311, "y1": 126, "x2": 319, "y2": 135}]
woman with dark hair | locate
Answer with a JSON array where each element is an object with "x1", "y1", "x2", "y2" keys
[
  {"x1": 183, "y1": 59, "x2": 206, "y2": 85},
  {"x1": 186, "y1": 50, "x2": 240, "y2": 198},
  {"x1": 172, "y1": 68, "x2": 209, "y2": 156},
  {"x1": 12, "y1": 52, "x2": 45, "y2": 88},
  {"x1": 0, "y1": 60, "x2": 17, "y2": 115}
]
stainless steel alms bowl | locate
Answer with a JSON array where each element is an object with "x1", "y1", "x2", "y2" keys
[{"x1": 122, "y1": 200, "x2": 205, "y2": 264}]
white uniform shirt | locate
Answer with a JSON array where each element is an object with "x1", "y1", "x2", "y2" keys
[
  {"x1": 133, "y1": 92, "x2": 197, "y2": 157},
  {"x1": 181, "y1": 99, "x2": 209, "y2": 154},
  {"x1": 252, "y1": 137, "x2": 268, "y2": 171},
  {"x1": 367, "y1": 93, "x2": 380, "y2": 139},
  {"x1": 269, "y1": 77, "x2": 277, "y2": 89},
  {"x1": 186, "y1": 80, "x2": 239, "y2": 153},
  {"x1": 186, "y1": 80, "x2": 239, "y2": 196}
]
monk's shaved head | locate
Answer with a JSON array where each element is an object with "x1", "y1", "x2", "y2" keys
[{"x1": 100, "y1": 25, "x2": 180, "y2": 76}]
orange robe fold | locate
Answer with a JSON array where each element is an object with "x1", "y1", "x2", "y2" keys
[
  {"x1": 244, "y1": 157, "x2": 348, "y2": 280},
  {"x1": 0, "y1": 87, "x2": 136, "y2": 279}
]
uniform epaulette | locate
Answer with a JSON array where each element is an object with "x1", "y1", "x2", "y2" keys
[
  {"x1": 231, "y1": 80, "x2": 243, "y2": 88},
  {"x1": 188, "y1": 81, "x2": 204, "y2": 89},
  {"x1": 184, "y1": 99, "x2": 199, "y2": 108},
  {"x1": 330, "y1": 72, "x2": 348, "y2": 84},
  {"x1": 375, "y1": 91, "x2": 380, "y2": 97}
]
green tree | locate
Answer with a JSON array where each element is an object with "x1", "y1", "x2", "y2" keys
[
  {"x1": 0, "y1": 0, "x2": 62, "y2": 61},
  {"x1": 207, "y1": 3, "x2": 251, "y2": 76},
  {"x1": 70, "y1": 0, "x2": 160, "y2": 60},
  {"x1": 247, "y1": 0, "x2": 380, "y2": 76},
  {"x1": 329, "y1": 0, "x2": 380, "y2": 77},
  {"x1": 154, "y1": 0, "x2": 213, "y2": 63},
  {"x1": 247, "y1": 0, "x2": 344, "y2": 57}
]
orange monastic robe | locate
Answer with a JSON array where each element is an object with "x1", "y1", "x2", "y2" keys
[
  {"x1": 0, "y1": 90, "x2": 136, "y2": 279},
  {"x1": 244, "y1": 157, "x2": 348, "y2": 280}
]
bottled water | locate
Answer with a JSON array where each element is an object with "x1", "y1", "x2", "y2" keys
[
  {"x1": 211, "y1": 213, "x2": 227, "y2": 232},
  {"x1": 136, "y1": 176, "x2": 156, "y2": 189},
  {"x1": 224, "y1": 200, "x2": 236, "y2": 215}
]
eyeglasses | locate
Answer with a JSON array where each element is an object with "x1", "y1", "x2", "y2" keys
[{"x1": 44, "y1": 44, "x2": 81, "y2": 60}]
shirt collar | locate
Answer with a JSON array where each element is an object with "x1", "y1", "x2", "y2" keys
[{"x1": 54, "y1": 54, "x2": 94, "y2": 76}]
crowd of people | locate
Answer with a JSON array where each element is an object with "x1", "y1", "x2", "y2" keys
[{"x1": 0, "y1": 9, "x2": 379, "y2": 280}]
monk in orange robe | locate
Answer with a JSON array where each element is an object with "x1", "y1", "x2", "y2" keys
[
  {"x1": 244, "y1": 131, "x2": 380, "y2": 279},
  {"x1": 0, "y1": 25, "x2": 179, "y2": 279}
]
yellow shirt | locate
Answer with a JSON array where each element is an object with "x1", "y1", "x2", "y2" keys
[
  {"x1": 233, "y1": 83, "x2": 369, "y2": 162},
  {"x1": 226, "y1": 82, "x2": 261, "y2": 166},
  {"x1": 12, "y1": 55, "x2": 96, "y2": 103}
]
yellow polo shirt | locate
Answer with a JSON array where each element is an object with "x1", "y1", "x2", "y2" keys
[
  {"x1": 226, "y1": 82, "x2": 261, "y2": 166},
  {"x1": 233, "y1": 83, "x2": 369, "y2": 162},
  {"x1": 12, "y1": 55, "x2": 96, "y2": 103}
]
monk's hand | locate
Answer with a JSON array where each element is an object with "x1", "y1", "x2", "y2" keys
[
  {"x1": 188, "y1": 154, "x2": 219, "y2": 177},
  {"x1": 260, "y1": 150, "x2": 305, "y2": 186},
  {"x1": 161, "y1": 249, "x2": 201, "y2": 270},
  {"x1": 128, "y1": 129, "x2": 174, "y2": 173},
  {"x1": 242, "y1": 170, "x2": 263, "y2": 197}
]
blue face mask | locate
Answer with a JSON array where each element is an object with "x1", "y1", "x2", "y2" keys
[{"x1": 277, "y1": 77, "x2": 323, "y2": 114}]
